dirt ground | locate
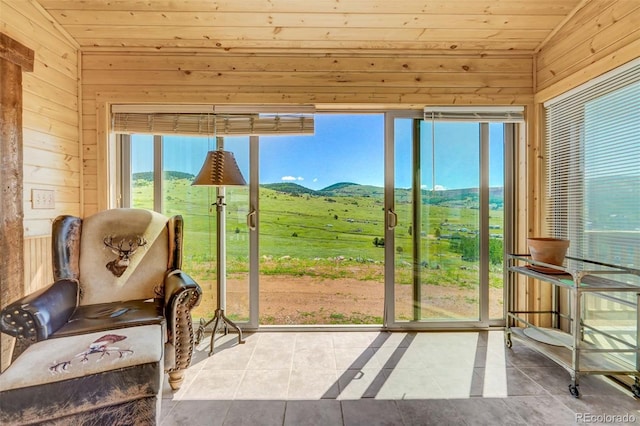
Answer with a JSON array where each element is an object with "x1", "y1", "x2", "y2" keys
[{"x1": 193, "y1": 273, "x2": 504, "y2": 325}]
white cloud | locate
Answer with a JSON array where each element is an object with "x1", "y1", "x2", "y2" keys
[
  {"x1": 281, "y1": 176, "x2": 305, "y2": 182},
  {"x1": 420, "y1": 184, "x2": 447, "y2": 191},
  {"x1": 313, "y1": 178, "x2": 318, "y2": 183}
]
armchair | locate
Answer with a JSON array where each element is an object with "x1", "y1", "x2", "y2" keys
[{"x1": 1, "y1": 208, "x2": 202, "y2": 391}]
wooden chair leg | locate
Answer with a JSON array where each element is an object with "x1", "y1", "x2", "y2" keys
[{"x1": 168, "y1": 371, "x2": 184, "y2": 391}]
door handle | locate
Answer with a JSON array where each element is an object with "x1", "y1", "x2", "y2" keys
[
  {"x1": 246, "y1": 209, "x2": 257, "y2": 231},
  {"x1": 387, "y1": 209, "x2": 398, "y2": 230}
]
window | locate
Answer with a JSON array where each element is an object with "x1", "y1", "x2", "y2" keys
[
  {"x1": 116, "y1": 109, "x2": 517, "y2": 328},
  {"x1": 545, "y1": 61, "x2": 640, "y2": 366},
  {"x1": 544, "y1": 60, "x2": 640, "y2": 269}
]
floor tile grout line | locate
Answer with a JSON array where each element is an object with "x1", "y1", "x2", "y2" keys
[
  {"x1": 510, "y1": 360, "x2": 556, "y2": 399},
  {"x1": 160, "y1": 331, "x2": 638, "y2": 425}
]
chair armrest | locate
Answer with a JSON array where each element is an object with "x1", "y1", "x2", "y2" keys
[
  {"x1": 163, "y1": 270, "x2": 202, "y2": 371},
  {"x1": 0, "y1": 279, "x2": 78, "y2": 342}
]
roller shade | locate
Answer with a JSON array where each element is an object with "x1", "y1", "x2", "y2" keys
[
  {"x1": 544, "y1": 59, "x2": 640, "y2": 268},
  {"x1": 111, "y1": 105, "x2": 315, "y2": 136},
  {"x1": 424, "y1": 106, "x2": 524, "y2": 122}
]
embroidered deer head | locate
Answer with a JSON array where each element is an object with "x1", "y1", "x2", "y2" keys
[{"x1": 103, "y1": 235, "x2": 147, "y2": 277}]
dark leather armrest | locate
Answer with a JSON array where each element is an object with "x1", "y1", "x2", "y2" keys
[
  {"x1": 164, "y1": 270, "x2": 202, "y2": 329},
  {"x1": 163, "y1": 270, "x2": 202, "y2": 371},
  {"x1": 0, "y1": 279, "x2": 78, "y2": 341}
]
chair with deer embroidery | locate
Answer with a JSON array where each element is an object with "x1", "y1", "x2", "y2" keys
[{"x1": 0, "y1": 208, "x2": 202, "y2": 424}]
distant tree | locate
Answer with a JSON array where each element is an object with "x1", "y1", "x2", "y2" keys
[
  {"x1": 408, "y1": 225, "x2": 412, "y2": 236},
  {"x1": 396, "y1": 246, "x2": 404, "y2": 253},
  {"x1": 291, "y1": 232, "x2": 298, "y2": 237},
  {"x1": 235, "y1": 227, "x2": 240, "y2": 234},
  {"x1": 334, "y1": 214, "x2": 339, "y2": 220},
  {"x1": 458, "y1": 236, "x2": 480, "y2": 262},
  {"x1": 489, "y1": 239, "x2": 503, "y2": 265},
  {"x1": 435, "y1": 228, "x2": 441, "y2": 238}
]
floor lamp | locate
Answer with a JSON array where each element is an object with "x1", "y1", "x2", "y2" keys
[{"x1": 192, "y1": 138, "x2": 246, "y2": 355}]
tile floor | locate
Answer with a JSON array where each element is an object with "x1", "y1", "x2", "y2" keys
[{"x1": 160, "y1": 330, "x2": 639, "y2": 425}]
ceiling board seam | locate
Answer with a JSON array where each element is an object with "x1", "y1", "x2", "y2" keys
[
  {"x1": 73, "y1": 47, "x2": 535, "y2": 56},
  {"x1": 77, "y1": 46, "x2": 537, "y2": 57},
  {"x1": 534, "y1": 0, "x2": 590, "y2": 54},
  {"x1": 30, "y1": 0, "x2": 81, "y2": 50}
]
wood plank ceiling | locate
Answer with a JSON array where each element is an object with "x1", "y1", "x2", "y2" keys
[{"x1": 36, "y1": 0, "x2": 584, "y2": 54}]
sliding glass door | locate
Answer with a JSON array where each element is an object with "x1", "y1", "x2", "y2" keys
[
  {"x1": 118, "y1": 110, "x2": 514, "y2": 329},
  {"x1": 385, "y1": 112, "x2": 513, "y2": 327}
]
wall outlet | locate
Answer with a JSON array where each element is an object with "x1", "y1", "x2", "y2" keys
[{"x1": 32, "y1": 189, "x2": 55, "y2": 209}]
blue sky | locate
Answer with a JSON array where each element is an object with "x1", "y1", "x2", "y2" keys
[{"x1": 132, "y1": 114, "x2": 505, "y2": 190}]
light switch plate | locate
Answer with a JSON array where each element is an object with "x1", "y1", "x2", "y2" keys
[{"x1": 32, "y1": 189, "x2": 55, "y2": 209}]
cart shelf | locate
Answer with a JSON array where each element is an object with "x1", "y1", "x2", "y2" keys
[{"x1": 506, "y1": 254, "x2": 640, "y2": 398}]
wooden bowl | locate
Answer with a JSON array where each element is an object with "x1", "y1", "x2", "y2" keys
[{"x1": 527, "y1": 238, "x2": 570, "y2": 266}]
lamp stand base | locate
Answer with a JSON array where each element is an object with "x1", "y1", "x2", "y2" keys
[{"x1": 196, "y1": 308, "x2": 245, "y2": 356}]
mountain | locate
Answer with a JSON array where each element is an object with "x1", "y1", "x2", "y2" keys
[
  {"x1": 260, "y1": 181, "x2": 504, "y2": 206},
  {"x1": 319, "y1": 182, "x2": 384, "y2": 197},
  {"x1": 320, "y1": 182, "x2": 358, "y2": 192},
  {"x1": 261, "y1": 182, "x2": 318, "y2": 195},
  {"x1": 133, "y1": 171, "x2": 195, "y2": 181}
]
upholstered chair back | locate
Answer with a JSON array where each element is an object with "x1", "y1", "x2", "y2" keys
[{"x1": 52, "y1": 209, "x2": 184, "y2": 305}]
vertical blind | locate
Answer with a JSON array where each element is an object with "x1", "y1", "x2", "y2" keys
[{"x1": 544, "y1": 60, "x2": 640, "y2": 268}]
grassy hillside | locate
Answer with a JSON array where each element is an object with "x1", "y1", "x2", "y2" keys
[
  {"x1": 133, "y1": 174, "x2": 504, "y2": 268},
  {"x1": 133, "y1": 175, "x2": 504, "y2": 323}
]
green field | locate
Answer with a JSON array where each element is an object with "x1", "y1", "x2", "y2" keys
[{"x1": 132, "y1": 173, "x2": 504, "y2": 323}]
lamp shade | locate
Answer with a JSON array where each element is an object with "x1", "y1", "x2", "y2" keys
[{"x1": 192, "y1": 150, "x2": 247, "y2": 186}]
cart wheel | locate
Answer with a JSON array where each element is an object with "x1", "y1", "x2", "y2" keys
[
  {"x1": 569, "y1": 384, "x2": 580, "y2": 398},
  {"x1": 631, "y1": 384, "x2": 640, "y2": 398},
  {"x1": 505, "y1": 334, "x2": 512, "y2": 349}
]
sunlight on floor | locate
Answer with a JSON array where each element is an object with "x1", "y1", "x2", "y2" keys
[
  {"x1": 177, "y1": 330, "x2": 510, "y2": 401},
  {"x1": 161, "y1": 330, "x2": 638, "y2": 425},
  {"x1": 483, "y1": 330, "x2": 508, "y2": 397}
]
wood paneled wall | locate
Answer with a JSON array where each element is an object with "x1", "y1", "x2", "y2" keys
[
  {"x1": 535, "y1": 0, "x2": 640, "y2": 102},
  {"x1": 1, "y1": 0, "x2": 79, "y2": 369},
  {"x1": 24, "y1": 236, "x2": 53, "y2": 295},
  {"x1": 1, "y1": 0, "x2": 81, "y2": 237},
  {"x1": 81, "y1": 51, "x2": 533, "y2": 212}
]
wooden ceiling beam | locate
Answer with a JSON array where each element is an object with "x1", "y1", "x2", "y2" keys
[{"x1": 0, "y1": 33, "x2": 35, "y2": 71}]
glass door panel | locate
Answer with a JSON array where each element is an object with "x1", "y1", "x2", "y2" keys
[
  {"x1": 393, "y1": 118, "x2": 481, "y2": 322},
  {"x1": 488, "y1": 123, "x2": 505, "y2": 320},
  {"x1": 258, "y1": 114, "x2": 385, "y2": 325},
  {"x1": 130, "y1": 135, "x2": 154, "y2": 210},
  {"x1": 160, "y1": 135, "x2": 212, "y2": 321},
  {"x1": 222, "y1": 137, "x2": 251, "y2": 322},
  {"x1": 155, "y1": 135, "x2": 251, "y2": 324}
]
